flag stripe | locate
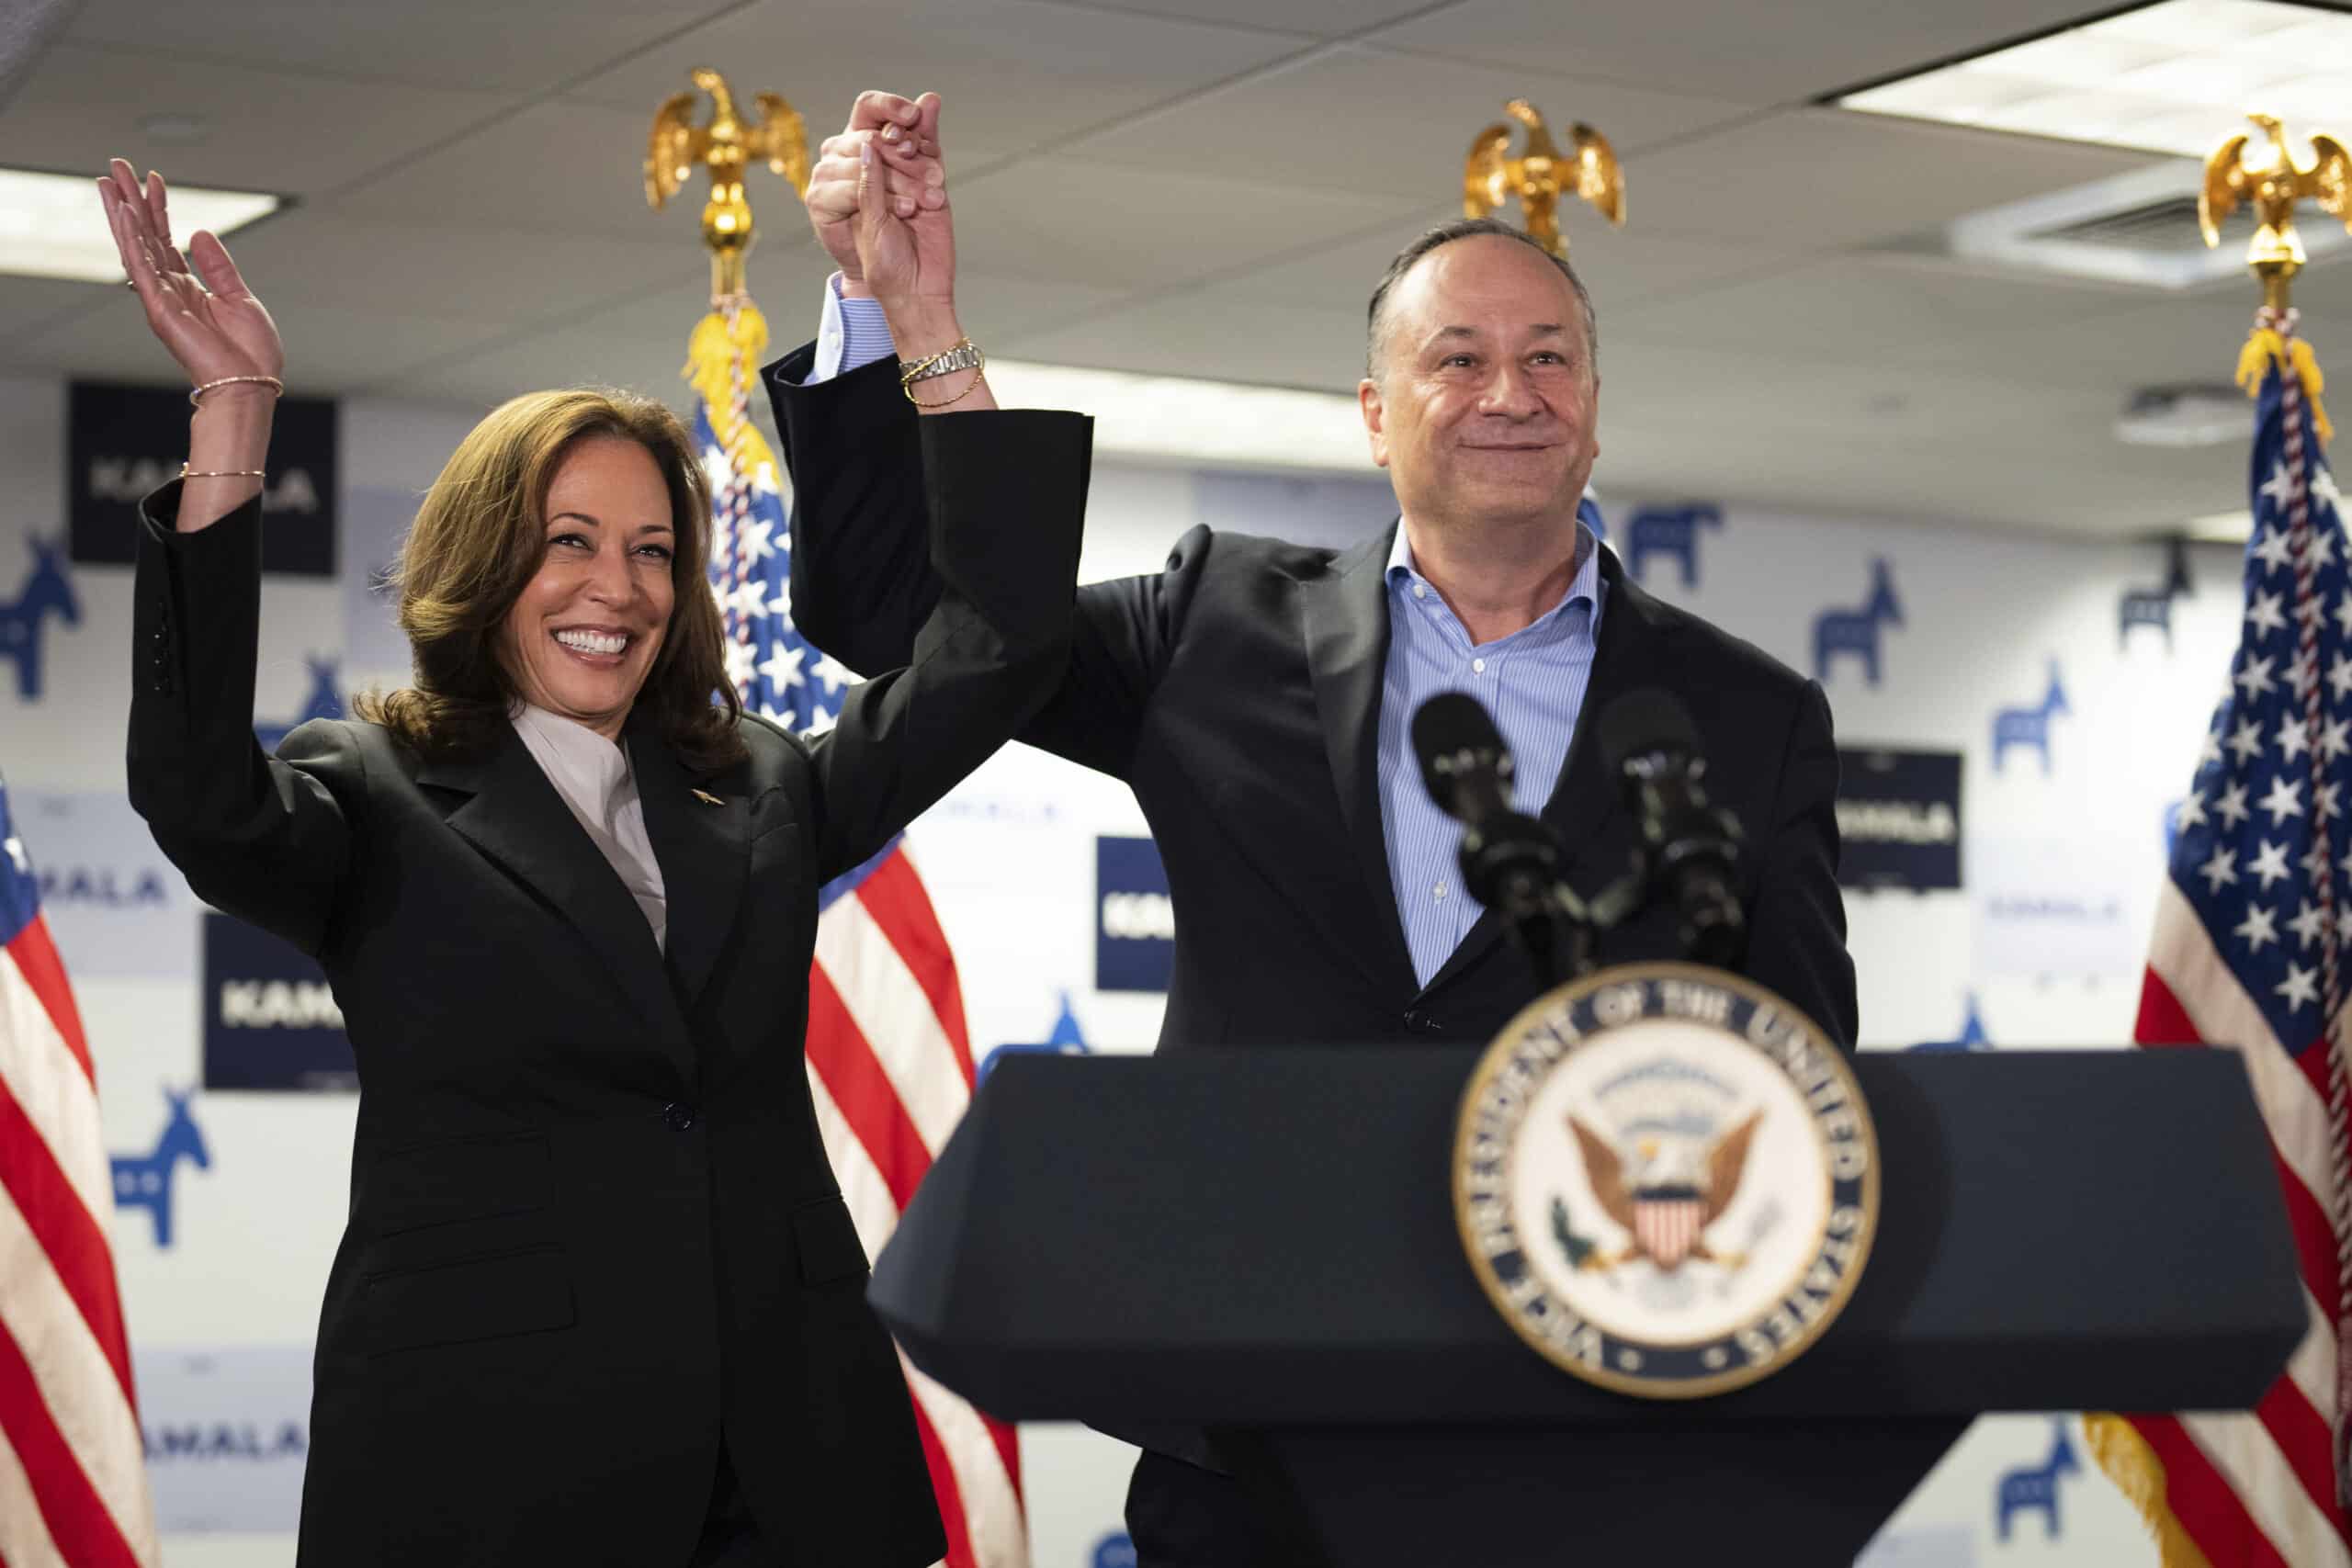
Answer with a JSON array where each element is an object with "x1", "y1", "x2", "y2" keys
[
  {"x1": 813, "y1": 890, "x2": 970, "y2": 1155},
  {"x1": 2184, "y1": 1409, "x2": 2352, "y2": 1567},
  {"x1": 0, "y1": 950, "x2": 117, "y2": 1279},
  {"x1": 906, "y1": 1384, "x2": 976, "y2": 1568},
  {"x1": 2146, "y1": 898, "x2": 2336, "y2": 1205},
  {"x1": 803, "y1": 964, "x2": 930, "y2": 1214},
  {"x1": 2, "y1": 925, "x2": 90, "y2": 1091},
  {"x1": 2256, "y1": 1375, "x2": 2352, "y2": 1552},
  {"x1": 0, "y1": 1385, "x2": 68, "y2": 1568},
  {"x1": 2135, "y1": 1413, "x2": 2290, "y2": 1568},
  {"x1": 2293, "y1": 1286, "x2": 2343, "y2": 1431},
  {"x1": 0, "y1": 1309, "x2": 138, "y2": 1568},
  {"x1": 855, "y1": 852, "x2": 978, "y2": 1079},
  {"x1": 907, "y1": 1359, "x2": 1025, "y2": 1568},
  {"x1": 0, "y1": 1072, "x2": 131, "y2": 1404}
]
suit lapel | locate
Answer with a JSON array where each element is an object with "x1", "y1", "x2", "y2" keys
[
  {"x1": 1299, "y1": 526, "x2": 1419, "y2": 994},
  {"x1": 415, "y1": 728, "x2": 689, "y2": 1065},
  {"x1": 628, "y1": 722, "x2": 748, "y2": 1016},
  {"x1": 1415, "y1": 547, "x2": 1655, "y2": 1002}
]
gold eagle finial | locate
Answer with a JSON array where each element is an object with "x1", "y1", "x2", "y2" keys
[
  {"x1": 2200, "y1": 110, "x2": 2352, "y2": 313},
  {"x1": 1464, "y1": 99, "x2": 1624, "y2": 261},
  {"x1": 646, "y1": 68, "x2": 810, "y2": 299}
]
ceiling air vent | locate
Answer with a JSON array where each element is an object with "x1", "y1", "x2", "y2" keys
[{"x1": 1870, "y1": 163, "x2": 2335, "y2": 289}]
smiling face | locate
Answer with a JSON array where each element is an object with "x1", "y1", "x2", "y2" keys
[
  {"x1": 1360, "y1": 233, "x2": 1600, "y2": 536},
  {"x1": 496, "y1": 434, "x2": 677, "y2": 739}
]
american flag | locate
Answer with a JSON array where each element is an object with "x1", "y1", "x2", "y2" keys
[
  {"x1": 2089, "y1": 307, "x2": 2352, "y2": 1567},
  {"x1": 691, "y1": 302, "x2": 1027, "y2": 1568},
  {"x1": 0, "y1": 776, "x2": 157, "y2": 1566}
]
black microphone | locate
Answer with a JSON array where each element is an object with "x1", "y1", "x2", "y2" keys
[
  {"x1": 1598, "y1": 689, "x2": 1746, "y2": 966},
  {"x1": 1411, "y1": 694, "x2": 1569, "y2": 964}
]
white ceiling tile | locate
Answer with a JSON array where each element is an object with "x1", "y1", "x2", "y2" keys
[
  {"x1": 944, "y1": 155, "x2": 1431, "y2": 289},
  {"x1": 1606, "y1": 257, "x2": 2158, "y2": 378},
  {"x1": 1369, "y1": 0, "x2": 2109, "y2": 106},
  {"x1": 0, "y1": 276, "x2": 106, "y2": 348},
  {"x1": 4, "y1": 298, "x2": 506, "y2": 397},
  {"x1": 1032, "y1": 0, "x2": 1431, "y2": 35},
  {"x1": 0, "y1": 44, "x2": 512, "y2": 197},
  {"x1": 560, "y1": 0, "x2": 1312, "y2": 160},
  {"x1": 216, "y1": 219, "x2": 708, "y2": 327},
  {"x1": 1003, "y1": 292, "x2": 1371, "y2": 389},
  {"x1": 64, "y1": 0, "x2": 729, "y2": 94},
  {"x1": 1065, "y1": 43, "x2": 1752, "y2": 201},
  {"x1": 327, "y1": 100, "x2": 820, "y2": 244},
  {"x1": 1209, "y1": 207, "x2": 1809, "y2": 321},
  {"x1": 1613, "y1": 107, "x2": 2167, "y2": 250}
]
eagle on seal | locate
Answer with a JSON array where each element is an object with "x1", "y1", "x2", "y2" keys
[{"x1": 1569, "y1": 1110, "x2": 1761, "y2": 1272}]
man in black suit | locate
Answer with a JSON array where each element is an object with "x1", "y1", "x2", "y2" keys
[{"x1": 771, "y1": 92, "x2": 1855, "y2": 1568}]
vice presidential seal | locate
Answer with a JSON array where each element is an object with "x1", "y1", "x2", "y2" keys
[{"x1": 1453, "y1": 963, "x2": 1878, "y2": 1398}]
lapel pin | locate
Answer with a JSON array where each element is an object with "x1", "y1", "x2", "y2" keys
[{"x1": 691, "y1": 788, "x2": 725, "y2": 807}]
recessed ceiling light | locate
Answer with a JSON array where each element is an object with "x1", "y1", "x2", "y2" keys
[
  {"x1": 2116, "y1": 384, "x2": 2253, "y2": 446},
  {"x1": 2186, "y1": 508, "x2": 2254, "y2": 542},
  {"x1": 0, "y1": 166, "x2": 278, "y2": 284},
  {"x1": 1836, "y1": 0, "x2": 2352, "y2": 159}
]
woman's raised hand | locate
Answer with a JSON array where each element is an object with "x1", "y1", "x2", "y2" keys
[{"x1": 97, "y1": 159, "x2": 283, "y2": 392}]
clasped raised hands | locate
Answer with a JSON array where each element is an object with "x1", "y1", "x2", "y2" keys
[{"x1": 806, "y1": 91, "x2": 956, "y2": 312}]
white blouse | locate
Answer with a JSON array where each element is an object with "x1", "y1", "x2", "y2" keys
[{"x1": 508, "y1": 703, "x2": 667, "y2": 952}]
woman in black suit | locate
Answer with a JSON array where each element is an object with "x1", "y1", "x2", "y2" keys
[{"x1": 100, "y1": 107, "x2": 1081, "y2": 1568}]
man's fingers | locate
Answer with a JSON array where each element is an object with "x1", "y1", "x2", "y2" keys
[
  {"x1": 915, "y1": 92, "x2": 942, "y2": 149},
  {"x1": 848, "y1": 90, "x2": 923, "y2": 134}
]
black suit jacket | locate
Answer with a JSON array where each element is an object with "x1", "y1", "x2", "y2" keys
[
  {"x1": 766, "y1": 350, "x2": 1856, "y2": 1054},
  {"x1": 126, "y1": 410, "x2": 1089, "y2": 1568}
]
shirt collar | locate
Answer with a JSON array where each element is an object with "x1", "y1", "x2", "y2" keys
[{"x1": 1385, "y1": 516, "x2": 1601, "y2": 643}]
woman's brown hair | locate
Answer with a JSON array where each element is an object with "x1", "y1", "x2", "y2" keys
[{"x1": 355, "y1": 389, "x2": 747, "y2": 771}]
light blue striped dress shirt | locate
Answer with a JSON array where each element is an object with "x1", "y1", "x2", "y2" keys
[
  {"x1": 816, "y1": 279, "x2": 1611, "y2": 987},
  {"x1": 1376, "y1": 526, "x2": 1605, "y2": 987}
]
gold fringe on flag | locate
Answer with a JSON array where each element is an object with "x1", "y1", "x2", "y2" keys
[
  {"x1": 2237, "y1": 324, "x2": 2335, "y2": 445},
  {"x1": 682, "y1": 300, "x2": 772, "y2": 460},
  {"x1": 2082, "y1": 1414, "x2": 2215, "y2": 1568}
]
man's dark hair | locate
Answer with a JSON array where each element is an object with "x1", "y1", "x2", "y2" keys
[{"x1": 1364, "y1": 217, "x2": 1598, "y2": 383}]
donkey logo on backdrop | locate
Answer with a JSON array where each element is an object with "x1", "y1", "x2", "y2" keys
[
  {"x1": 1994, "y1": 1417, "x2": 2080, "y2": 1542},
  {"x1": 975, "y1": 991, "x2": 1092, "y2": 1086},
  {"x1": 1906, "y1": 992, "x2": 1990, "y2": 1053},
  {"x1": 1811, "y1": 558, "x2": 1903, "y2": 687},
  {"x1": 111, "y1": 1084, "x2": 211, "y2": 1249},
  {"x1": 0, "y1": 535, "x2": 82, "y2": 701},
  {"x1": 254, "y1": 656, "x2": 345, "y2": 753},
  {"x1": 2118, "y1": 537, "x2": 2194, "y2": 651},
  {"x1": 1623, "y1": 503, "x2": 1723, "y2": 590},
  {"x1": 1992, "y1": 661, "x2": 2071, "y2": 776}
]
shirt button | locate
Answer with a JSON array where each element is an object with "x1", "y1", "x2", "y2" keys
[
  {"x1": 1413, "y1": 583, "x2": 1427, "y2": 599},
  {"x1": 1472, "y1": 657, "x2": 1487, "y2": 673},
  {"x1": 1433, "y1": 883, "x2": 1447, "y2": 900},
  {"x1": 663, "y1": 1101, "x2": 698, "y2": 1132}
]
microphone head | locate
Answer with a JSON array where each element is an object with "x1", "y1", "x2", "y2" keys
[
  {"x1": 1411, "y1": 691, "x2": 1514, "y2": 818},
  {"x1": 1598, "y1": 688, "x2": 1702, "y2": 777}
]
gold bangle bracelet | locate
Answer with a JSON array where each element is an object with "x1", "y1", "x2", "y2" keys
[
  {"x1": 188, "y1": 374, "x2": 285, "y2": 407},
  {"x1": 904, "y1": 368, "x2": 987, "y2": 411},
  {"x1": 181, "y1": 465, "x2": 266, "y2": 479}
]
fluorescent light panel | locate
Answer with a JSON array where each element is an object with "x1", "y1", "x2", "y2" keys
[
  {"x1": 0, "y1": 167, "x2": 278, "y2": 284},
  {"x1": 2187, "y1": 507, "x2": 2254, "y2": 541},
  {"x1": 986, "y1": 359, "x2": 1376, "y2": 474},
  {"x1": 1839, "y1": 0, "x2": 2352, "y2": 158}
]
